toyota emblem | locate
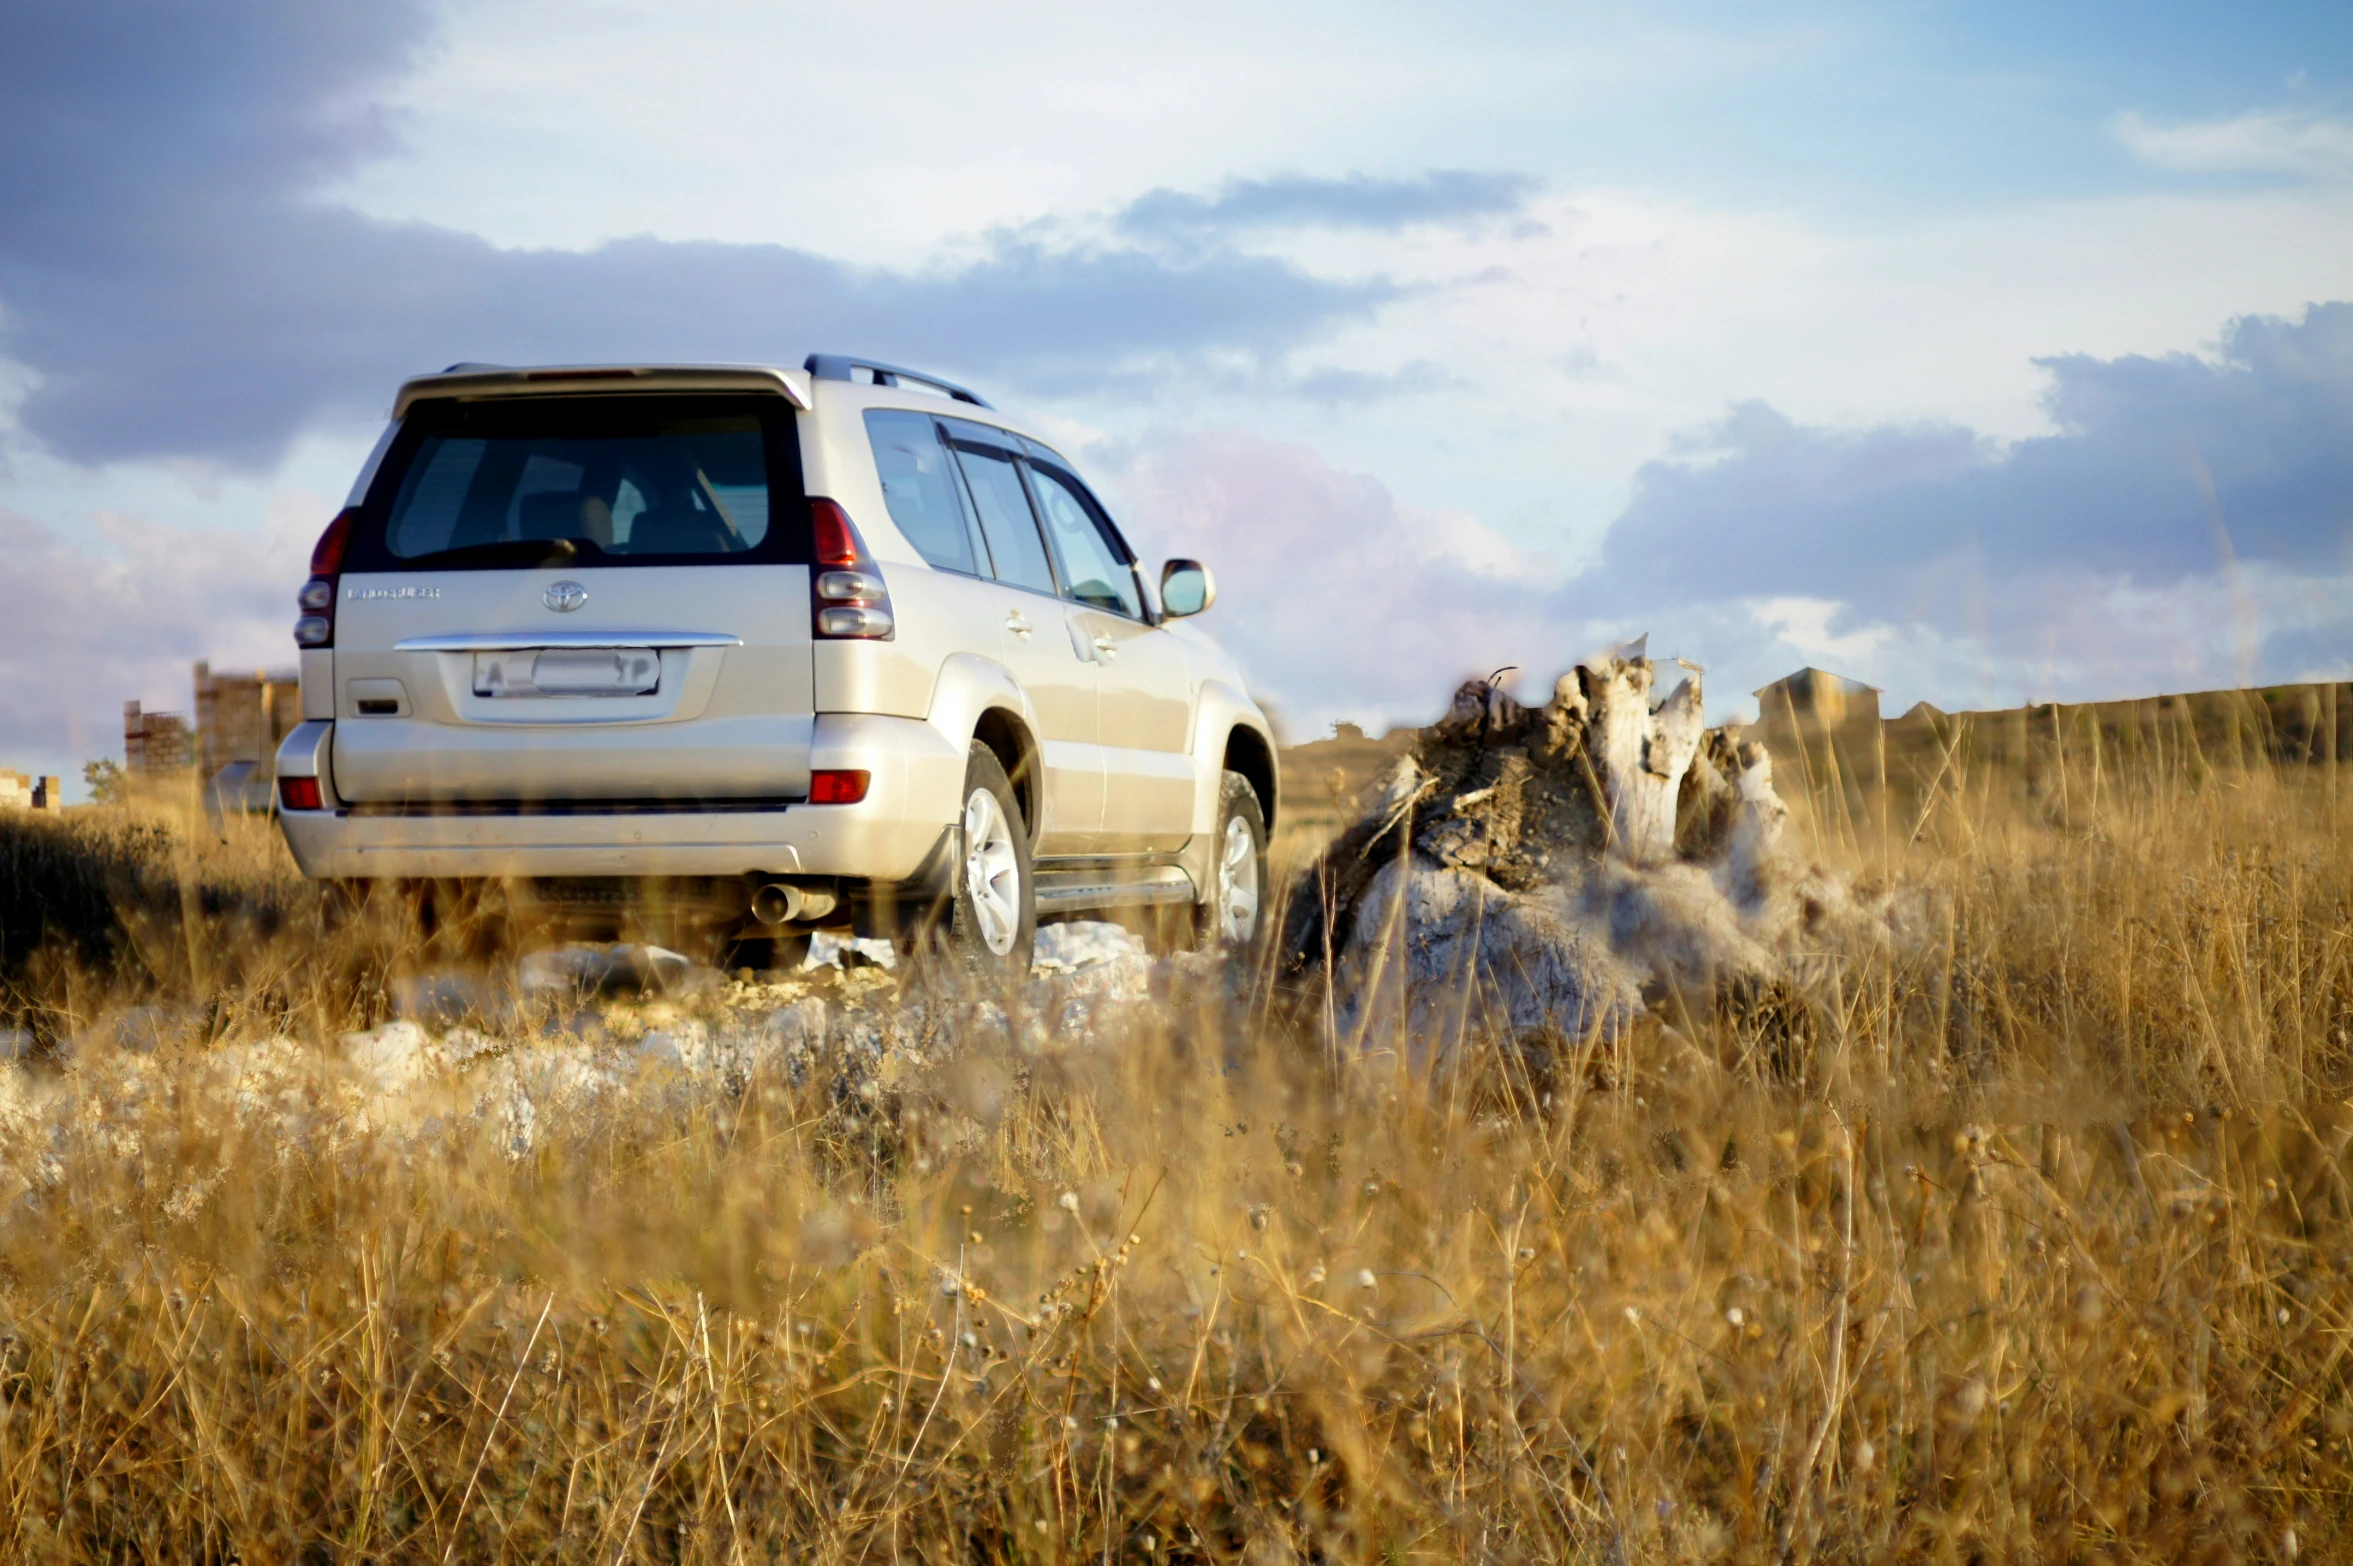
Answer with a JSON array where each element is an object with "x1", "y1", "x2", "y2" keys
[{"x1": 544, "y1": 580, "x2": 588, "y2": 613}]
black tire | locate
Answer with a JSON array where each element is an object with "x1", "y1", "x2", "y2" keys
[
  {"x1": 939, "y1": 741, "x2": 1036, "y2": 976},
  {"x1": 1193, "y1": 770, "x2": 1269, "y2": 950}
]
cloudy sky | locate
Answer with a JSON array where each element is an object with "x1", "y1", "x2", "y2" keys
[{"x1": 3, "y1": 1, "x2": 2350, "y2": 785}]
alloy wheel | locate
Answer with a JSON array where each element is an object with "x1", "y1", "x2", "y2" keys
[
  {"x1": 963, "y1": 787, "x2": 1023, "y2": 956},
  {"x1": 1215, "y1": 810, "x2": 1260, "y2": 943}
]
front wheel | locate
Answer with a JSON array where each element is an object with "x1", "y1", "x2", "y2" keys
[
  {"x1": 940, "y1": 742, "x2": 1036, "y2": 976},
  {"x1": 1196, "y1": 770, "x2": 1268, "y2": 950}
]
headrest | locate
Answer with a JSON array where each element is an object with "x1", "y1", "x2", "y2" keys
[
  {"x1": 517, "y1": 490, "x2": 592, "y2": 541},
  {"x1": 625, "y1": 505, "x2": 736, "y2": 555}
]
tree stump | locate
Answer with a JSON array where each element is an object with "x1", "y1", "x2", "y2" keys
[{"x1": 1282, "y1": 647, "x2": 1843, "y2": 1062}]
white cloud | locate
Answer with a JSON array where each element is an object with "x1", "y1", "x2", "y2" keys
[
  {"x1": 325, "y1": 1, "x2": 1801, "y2": 262},
  {"x1": 2114, "y1": 108, "x2": 2353, "y2": 179},
  {"x1": 0, "y1": 506, "x2": 309, "y2": 785},
  {"x1": 1749, "y1": 597, "x2": 1892, "y2": 671},
  {"x1": 1099, "y1": 431, "x2": 1567, "y2": 737},
  {"x1": 1141, "y1": 180, "x2": 2353, "y2": 576}
]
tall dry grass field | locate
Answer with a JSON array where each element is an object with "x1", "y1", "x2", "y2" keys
[{"x1": 0, "y1": 729, "x2": 2348, "y2": 1563}]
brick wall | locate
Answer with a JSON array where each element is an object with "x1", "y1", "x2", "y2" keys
[{"x1": 193, "y1": 661, "x2": 302, "y2": 779}]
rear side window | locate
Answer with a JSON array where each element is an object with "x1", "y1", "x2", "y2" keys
[
  {"x1": 348, "y1": 394, "x2": 806, "y2": 570},
  {"x1": 952, "y1": 445, "x2": 1058, "y2": 596},
  {"x1": 863, "y1": 410, "x2": 978, "y2": 574}
]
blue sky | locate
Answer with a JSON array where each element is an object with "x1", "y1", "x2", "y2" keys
[{"x1": 1, "y1": 0, "x2": 2349, "y2": 784}]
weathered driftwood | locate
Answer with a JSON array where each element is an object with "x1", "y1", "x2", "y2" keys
[{"x1": 1283, "y1": 646, "x2": 1855, "y2": 1058}]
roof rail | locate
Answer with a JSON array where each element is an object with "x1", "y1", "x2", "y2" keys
[{"x1": 804, "y1": 354, "x2": 992, "y2": 409}]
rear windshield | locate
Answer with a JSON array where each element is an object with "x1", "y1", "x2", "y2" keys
[{"x1": 346, "y1": 394, "x2": 807, "y2": 570}]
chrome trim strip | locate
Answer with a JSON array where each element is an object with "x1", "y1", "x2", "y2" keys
[
  {"x1": 343, "y1": 795, "x2": 801, "y2": 818},
  {"x1": 393, "y1": 631, "x2": 744, "y2": 652}
]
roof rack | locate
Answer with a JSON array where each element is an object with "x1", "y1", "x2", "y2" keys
[{"x1": 804, "y1": 354, "x2": 992, "y2": 409}]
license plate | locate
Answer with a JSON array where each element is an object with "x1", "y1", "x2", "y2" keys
[{"x1": 472, "y1": 648, "x2": 661, "y2": 698}]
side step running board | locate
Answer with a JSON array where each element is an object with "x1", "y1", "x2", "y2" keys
[{"x1": 1033, "y1": 868, "x2": 1197, "y2": 912}]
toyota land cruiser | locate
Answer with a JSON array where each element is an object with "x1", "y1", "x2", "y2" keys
[{"x1": 273, "y1": 355, "x2": 1277, "y2": 973}]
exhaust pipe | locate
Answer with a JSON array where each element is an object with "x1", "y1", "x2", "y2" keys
[{"x1": 751, "y1": 882, "x2": 839, "y2": 926}]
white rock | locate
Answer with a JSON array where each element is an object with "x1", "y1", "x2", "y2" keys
[
  {"x1": 810, "y1": 932, "x2": 897, "y2": 971},
  {"x1": 340, "y1": 1019, "x2": 439, "y2": 1095},
  {"x1": 763, "y1": 997, "x2": 828, "y2": 1049},
  {"x1": 518, "y1": 942, "x2": 703, "y2": 996},
  {"x1": 1032, "y1": 920, "x2": 1148, "y2": 973}
]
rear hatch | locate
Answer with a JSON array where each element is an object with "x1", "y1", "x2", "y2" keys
[{"x1": 328, "y1": 391, "x2": 816, "y2": 807}]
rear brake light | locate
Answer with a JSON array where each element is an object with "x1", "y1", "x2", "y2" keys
[
  {"x1": 295, "y1": 508, "x2": 357, "y2": 650},
  {"x1": 808, "y1": 769, "x2": 871, "y2": 805},
  {"x1": 310, "y1": 509, "x2": 354, "y2": 575},
  {"x1": 811, "y1": 498, "x2": 861, "y2": 567},
  {"x1": 808, "y1": 499, "x2": 894, "y2": 640},
  {"x1": 278, "y1": 776, "x2": 323, "y2": 811}
]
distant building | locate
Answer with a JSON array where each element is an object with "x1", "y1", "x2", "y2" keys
[
  {"x1": 1753, "y1": 667, "x2": 1883, "y2": 733},
  {"x1": 0, "y1": 770, "x2": 64, "y2": 811},
  {"x1": 123, "y1": 702, "x2": 195, "y2": 772},
  {"x1": 1751, "y1": 667, "x2": 1886, "y2": 809},
  {"x1": 121, "y1": 664, "x2": 303, "y2": 809},
  {"x1": 193, "y1": 662, "x2": 301, "y2": 781}
]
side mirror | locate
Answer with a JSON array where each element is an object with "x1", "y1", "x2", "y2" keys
[{"x1": 1159, "y1": 559, "x2": 1215, "y2": 618}]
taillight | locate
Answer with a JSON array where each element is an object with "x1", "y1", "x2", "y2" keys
[
  {"x1": 807, "y1": 769, "x2": 871, "y2": 805},
  {"x1": 294, "y1": 509, "x2": 355, "y2": 649},
  {"x1": 812, "y1": 498, "x2": 860, "y2": 566},
  {"x1": 808, "y1": 499, "x2": 894, "y2": 640},
  {"x1": 278, "y1": 776, "x2": 323, "y2": 811}
]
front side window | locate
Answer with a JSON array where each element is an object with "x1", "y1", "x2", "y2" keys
[
  {"x1": 354, "y1": 394, "x2": 804, "y2": 569},
  {"x1": 1028, "y1": 465, "x2": 1141, "y2": 618},
  {"x1": 952, "y1": 445, "x2": 1057, "y2": 595},
  {"x1": 864, "y1": 410, "x2": 978, "y2": 574}
]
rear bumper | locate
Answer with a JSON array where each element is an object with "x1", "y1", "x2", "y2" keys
[{"x1": 274, "y1": 711, "x2": 964, "y2": 882}]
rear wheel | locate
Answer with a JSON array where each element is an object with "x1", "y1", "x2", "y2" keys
[
  {"x1": 1195, "y1": 770, "x2": 1267, "y2": 950},
  {"x1": 939, "y1": 742, "x2": 1036, "y2": 976}
]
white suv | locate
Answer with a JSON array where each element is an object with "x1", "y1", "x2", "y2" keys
[{"x1": 273, "y1": 356, "x2": 1277, "y2": 972}]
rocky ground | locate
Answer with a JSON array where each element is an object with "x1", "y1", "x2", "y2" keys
[{"x1": 0, "y1": 921, "x2": 1185, "y2": 1197}]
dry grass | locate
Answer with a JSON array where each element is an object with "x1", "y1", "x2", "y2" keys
[{"x1": 0, "y1": 741, "x2": 2348, "y2": 1561}]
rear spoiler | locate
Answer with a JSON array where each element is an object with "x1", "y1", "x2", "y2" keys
[{"x1": 392, "y1": 364, "x2": 813, "y2": 418}]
